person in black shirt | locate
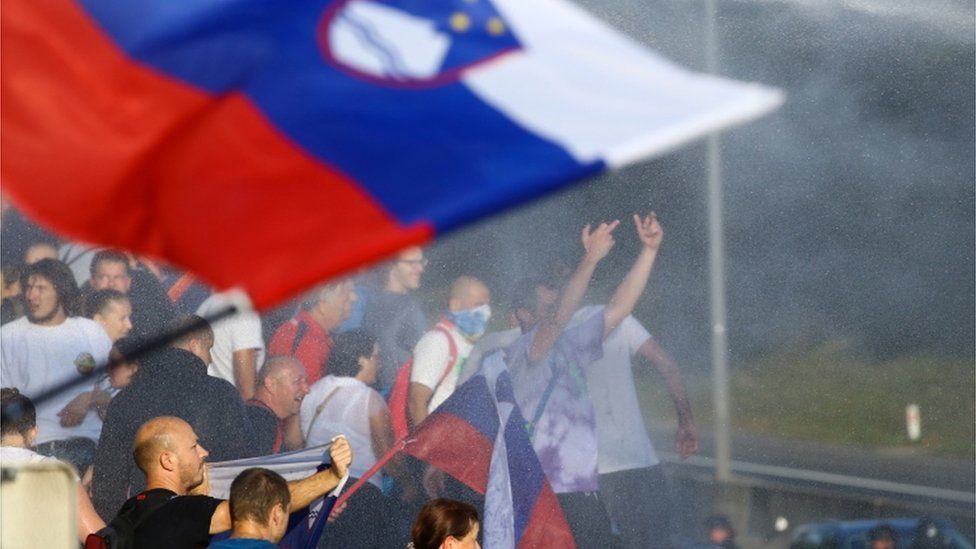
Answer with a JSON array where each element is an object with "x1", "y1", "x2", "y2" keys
[
  {"x1": 92, "y1": 315, "x2": 257, "y2": 518},
  {"x1": 121, "y1": 416, "x2": 351, "y2": 549}
]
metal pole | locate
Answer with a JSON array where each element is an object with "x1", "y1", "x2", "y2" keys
[{"x1": 704, "y1": 0, "x2": 732, "y2": 482}]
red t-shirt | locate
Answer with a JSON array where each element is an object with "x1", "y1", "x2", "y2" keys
[{"x1": 268, "y1": 310, "x2": 332, "y2": 384}]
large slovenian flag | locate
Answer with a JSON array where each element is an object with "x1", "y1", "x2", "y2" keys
[
  {"x1": 2, "y1": 0, "x2": 781, "y2": 308},
  {"x1": 404, "y1": 352, "x2": 573, "y2": 547}
]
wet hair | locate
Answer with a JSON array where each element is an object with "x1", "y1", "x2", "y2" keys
[
  {"x1": 509, "y1": 276, "x2": 556, "y2": 312},
  {"x1": 410, "y1": 498, "x2": 479, "y2": 549},
  {"x1": 228, "y1": 467, "x2": 291, "y2": 525},
  {"x1": 21, "y1": 258, "x2": 80, "y2": 316},
  {"x1": 166, "y1": 314, "x2": 214, "y2": 348},
  {"x1": 327, "y1": 330, "x2": 376, "y2": 378},
  {"x1": 85, "y1": 288, "x2": 129, "y2": 318},
  {"x1": 89, "y1": 249, "x2": 130, "y2": 277},
  {"x1": 0, "y1": 388, "x2": 36, "y2": 440}
]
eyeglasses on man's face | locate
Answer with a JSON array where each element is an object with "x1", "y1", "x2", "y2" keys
[{"x1": 398, "y1": 258, "x2": 428, "y2": 268}]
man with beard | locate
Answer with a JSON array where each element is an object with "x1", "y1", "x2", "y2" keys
[
  {"x1": 246, "y1": 357, "x2": 310, "y2": 454},
  {"x1": 113, "y1": 417, "x2": 351, "y2": 549},
  {"x1": 0, "y1": 258, "x2": 112, "y2": 474}
]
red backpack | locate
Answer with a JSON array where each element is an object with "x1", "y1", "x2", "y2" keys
[{"x1": 388, "y1": 323, "x2": 457, "y2": 440}]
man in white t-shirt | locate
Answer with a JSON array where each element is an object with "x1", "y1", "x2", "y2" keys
[
  {"x1": 408, "y1": 276, "x2": 491, "y2": 426},
  {"x1": 197, "y1": 292, "x2": 265, "y2": 400},
  {"x1": 0, "y1": 259, "x2": 112, "y2": 474},
  {"x1": 570, "y1": 305, "x2": 698, "y2": 549}
]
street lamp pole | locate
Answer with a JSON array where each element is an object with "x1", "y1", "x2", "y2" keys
[{"x1": 704, "y1": 0, "x2": 733, "y2": 483}]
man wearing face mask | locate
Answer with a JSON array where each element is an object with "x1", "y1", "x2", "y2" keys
[{"x1": 408, "y1": 276, "x2": 491, "y2": 427}]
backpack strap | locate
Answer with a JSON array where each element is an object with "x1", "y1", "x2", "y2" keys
[
  {"x1": 290, "y1": 319, "x2": 309, "y2": 355},
  {"x1": 429, "y1": 324, "x2": 459, "y2": 395},
  {"x1": 525, "y1": 364, "x2": 561, "y2": 443},
  {"x1": 303, "y1": 387, "x2": 341, "y2": 441}
]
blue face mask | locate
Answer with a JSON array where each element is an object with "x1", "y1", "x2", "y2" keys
[{"x1": 449, "y1": 304, "x2": 492, "y2": 339}]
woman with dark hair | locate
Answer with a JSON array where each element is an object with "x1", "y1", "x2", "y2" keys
[
  {"x1": 410, "y1": 498, "x2": 480, "y2": 549},
  {"x1": 299, "y1": 330, "x2": 413, "y2": 548}
]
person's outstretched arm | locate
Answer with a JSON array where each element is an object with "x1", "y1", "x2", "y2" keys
[
  {"x1": 638, "y1": 339, "x2": 697, "y2": 459},
  {"x1": 603, "y1": 213, "x2": 663, "y2": 337},
  {"x1": 529, "y1": 221, "x2": 619, "y2": 362}
]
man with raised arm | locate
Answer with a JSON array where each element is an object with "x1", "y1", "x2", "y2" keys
[
  {"x1": 570, "y1": 304, "x2": 697, "y2": 548},
  {"x1": 504, "y1": 214, "x2": 663, "y2": 549},
  {"x1": 112, "y1": 416, "x2": 351, "y2": 549}
]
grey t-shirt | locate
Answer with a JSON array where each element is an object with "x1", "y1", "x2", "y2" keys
[{"x1": 361, "y1": 290, "x2": 428, "y2": 392}]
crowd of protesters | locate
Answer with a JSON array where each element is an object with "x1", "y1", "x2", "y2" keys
[{"x1": 0, "y1": 202, "x2": 704, "y2": 548}]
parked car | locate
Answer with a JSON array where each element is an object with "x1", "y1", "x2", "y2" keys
[{"x1": 790, "y1": 517, "x2": 973, "y2": 549}]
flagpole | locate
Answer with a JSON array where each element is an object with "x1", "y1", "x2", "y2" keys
[
  {"x1": 704, "y1": 0, "x2": 733, "y2": 483},
  {"x1": 332, "y1": 437, "x2": 410, "y2": 511}
]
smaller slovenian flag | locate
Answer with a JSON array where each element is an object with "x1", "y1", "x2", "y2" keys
[
  {"x1": 207, "y1": 445, "x2": 349, "y2": 549},
  {"x1": 405, "y1": 351, "x2": 575, "y2": 548}
]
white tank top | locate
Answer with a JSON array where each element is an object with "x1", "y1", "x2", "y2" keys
[{"x1": 300, "y1": 375, "x2": 387, "y2": 488}]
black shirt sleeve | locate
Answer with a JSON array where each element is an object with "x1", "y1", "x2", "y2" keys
[{"x1": 135, "y1": 495, "x2": 223, "y2": 549}]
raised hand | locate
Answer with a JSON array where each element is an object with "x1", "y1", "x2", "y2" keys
[
  {"x1": 329, "y1": 435, "x2": 352, "y2": 479},
  {"x1": 581, "y1": 220, "x2": 620, "y2": 263},
  {"x1": 634, "y1": 213, "x2": 663, "y2": 251}
]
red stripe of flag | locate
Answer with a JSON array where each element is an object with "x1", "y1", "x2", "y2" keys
[{"x1": 1, "y1": 0, "x2": 432, "y2": 308}]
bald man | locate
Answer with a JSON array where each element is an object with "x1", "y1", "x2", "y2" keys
[
  {"x1": 110, "y1": 416, "x2": 351, "y2": 549},
  {"x1": 246, "y1": 356, "x2": 310, "y2": 454},
  {"x1": 408, "y1": 276, "x2": 491, "y2": 427}
]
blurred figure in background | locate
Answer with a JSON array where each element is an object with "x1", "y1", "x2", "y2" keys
[
  {"x1": 85, "y1": 288, "x2": 133, "y2": 343},
  {"x1": 88, "y1": 249, "x2": 175, "y2": 337},
  {"x1": 704, "y1": 516, "x2": 738, "y2": 549},
  {"x1": 362, "y1": 246, "x2": 429, "y2": 397},
  {"x1": 269, "y1": 279, "x2": 356, "y2": 386},
  {"x1": 868, "y1": 523, "x2": 897, "y2": 549},
  {"x1": 1, "y1": 263, "x2": 24, "y2": 324},
  {"x1": 23, "y1": 239, "x2": 60, "y2": 265},
  {"x1": 197, "y1": 290, "x2": 265, "y2": 400}
]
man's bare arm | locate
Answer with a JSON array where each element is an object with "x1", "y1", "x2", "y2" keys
[
  {"x1": 232, "y1": 348, "x2": 259, "y2": 400},
  {"x1": 529, "y1": 221, "x2": 618, "y2": 361},
  {"x1": 408, "y1": 382, "x2": 433, "y2": 427},
  {"x1": 603, "y1": 214, "x2": 662, "y2": 337},
  {"x1": 638, "y1": 338, "x2": 697, "y2": 459}
]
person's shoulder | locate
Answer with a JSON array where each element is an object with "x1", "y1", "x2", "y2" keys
[
  {"x1": 207, "y1": 375, "x2": 243, "y2": 399},
  {"x1": 70, "y1": 316, "x2": 112, "y2": 338},
  {"x1": 0, "y1": 316, "x2": 30, "y2": 337}
]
